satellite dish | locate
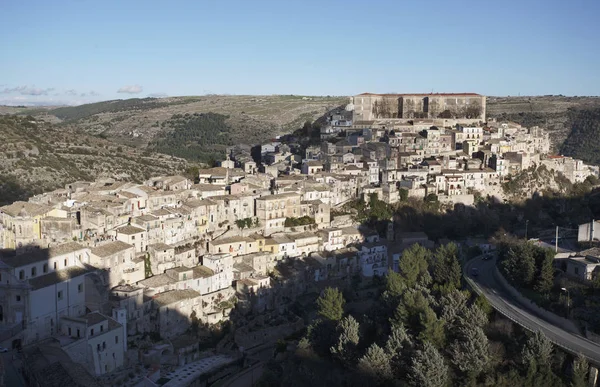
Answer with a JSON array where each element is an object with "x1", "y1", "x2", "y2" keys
[{"x1": 345, "y1": 103, "x2": 354, "y2": 111}]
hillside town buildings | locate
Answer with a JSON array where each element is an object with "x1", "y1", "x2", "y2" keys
[{"x1": 0, "y1": 91, "x2": 598, "y2": 383}]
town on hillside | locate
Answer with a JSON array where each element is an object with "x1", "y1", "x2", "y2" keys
[{"x1": 1, "y1": 92, "x2": 599, "y2": 385}]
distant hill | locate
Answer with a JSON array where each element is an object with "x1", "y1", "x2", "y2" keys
[
  {"x1": 37, "y1": 95, "x2": 347, "y2": 163},
  {"x1": 560, "y1": 108, "x2": 600, "y2": 165},
  {"x1": 487, "y1": 95, "x2": 600, "y2": 153},
  {"x1": 0, "y1": 115, "x2": 188, "y2": 206}
]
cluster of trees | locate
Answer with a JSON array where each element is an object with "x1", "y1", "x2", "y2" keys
[
  {"x1": 561, "y1": 108, "x2": 600, "y2": 165},
  {"x1": 235, "y1": 217, "x2": 259, "y2": 229},
  {"x1": 497, "y1": 238, "x2": 556, "y2": 294},
  {"x1": 50, "y1": 98, "x2": 173, "y2": 121},
  {"x1": 284, "y1": 216, "x2": 315, "y2": 227},
  {"x1": 258, "y1": 242, "x2": 580, "y2": 386},
  {"x1": 151, "y1": 112, "x2": 232, "y2": 163}
]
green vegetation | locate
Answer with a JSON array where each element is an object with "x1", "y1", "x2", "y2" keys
[
  {"x1": 317, "y1": 287, "x2": 345, "y2": 322},
  {"x1": 259, "y1": 243, "x2": 577, "y2": 386},
  {"x1": 496, "y1": 236, "x2": 556, "y2": 294},
  {"x1": 560, "y1": 108, "x2": 600, "y2": 165},
  {"x1": 150, "y1": 112, "x2": 232, "y2": 164},
  {"x1": 50, "y1": 98, "x2": 182, "y2": 121},
  {"x1": 284, "y1": 216, "x2": 315, "y2": 227}
]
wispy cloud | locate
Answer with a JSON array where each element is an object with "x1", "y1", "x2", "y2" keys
[
  {"x1": 148, "y1": 92, "x2": 168, "y2": 98},
  {"x1": 65, "y1": 89, "x2": 78, "y2": 96},
  {"x1": 117, "y1": 84, "x2": 143, "y2": 94},
  {"x1": 2, "y1": 85, "x2": 55, "y2": 96}
]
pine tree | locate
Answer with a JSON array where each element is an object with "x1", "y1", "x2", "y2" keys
[
  {"x1": 534, "y1": 248, "x2": 555, "y2": 294},
  {"x1": 522, "y1": 330, "x2": 554, "y2": 371},
  {"x1": 331, "y1": 315, "x2": 360, "y2": 365},
  {"x1": 450, "y1": 324, "x2": 490, "y2": 377},
  {"x1": 385, "y1": 323, "x2": 412, "y2": 356},
  {"x1": 409, "y1": 341, "x2": 449, "y2": 387},
  {"x1": 571, "y1": 354, "x2": 589, "y2": 387},
  {"x1": 317, "y1": 287, "x2": 345, "y2": 322},
  {"x1": 358, "y1": 344, "x2": 393, "y2": 382},
  {"x1": 417, "y1": 307, "x2": 446, "y2": 348},
  {"x1": 398, "y1": 244, "x2": 431, "y2": 288},
  {"x1": 431, "y1": 242, "x2": 462, "y2": 290}
]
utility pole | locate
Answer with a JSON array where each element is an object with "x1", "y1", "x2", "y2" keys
[{"x1": 555, "y1": 226, "x2": 559, "y2": 252}]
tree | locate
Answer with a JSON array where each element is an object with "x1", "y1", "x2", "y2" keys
[
  {"x1": 533, "y1": 247, "x2": 555, "y2": 294},
  {"x1": 431, "y1": 242, "x2": 462, "y2": 291},
  {"x1": 522, "y1": 331, "x2": 553, "y2": 371},
  {"x1": 450, "y1": 324, "x2": 490, "y2": 378},
  {"x1": 358, "y1": 344, "x2": 393, "y2": 382},
  {"x1": 440, "y1": 289, "x2": 469, "y2": 327},
  {"x1": 317, "y1": 287, "x2": 345, "y2": 322},
  {"x1": 501, "y1": 243, "x2": 535, "y2": 287},
  {"x1": 571, "y1": 354, "x2": 589, "y2": 387},
  {"x1": 391, "y1": 289, "x2": 430, "y2": 330},
  {"x1": 409, "y1": 341, "x2": 449, "y2": 387},
  {"x1": 417, "y1": 307, "x2": 446, "y2": 348},
  {"x1": 384, "y1": 270, "x2": 406, "y2": 299},
  {"x1": 331, "y1": 315, "x2": 360, "y2": 365},
  {"x1": 398, "y1": 244, "x2": 431, "y2": 288},
  {"x1": 385, "y1": 324, "x2": 412, "y2": 356},
  {"x1": 475, "y1": 294, "x2": 493, "y2": 316},
  {"x1": 399, "y1": 188, "x2": 409, "y2": 202}
]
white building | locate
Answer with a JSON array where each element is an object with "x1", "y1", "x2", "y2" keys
[{"x1": 60, "y1": 312, "x2": 126, "y2": 375}]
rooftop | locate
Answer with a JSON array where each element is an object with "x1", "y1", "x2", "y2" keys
[
  {"x1": 91, "y1": 241, "x2": 133, "y2": 257},
  {"x1": 116, "y1": 225, "x2": 146, "y2": 235},
  {"x1": 192, "y1": 265, "x2": 215, "y2": 278},
  {"x1": 29, "y1": 267, "x2": 90, "y2": 290},
  {"x1": 153, "y1": 289, "x2": 201, "y2": 307},
  {"x1": 0, "y1": 201, "x2": 51, "y2": 217}
]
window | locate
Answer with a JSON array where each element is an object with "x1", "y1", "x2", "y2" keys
[
  {"x1": 115, "y1": 335, "x2": 119, "y2": 344},
  {"x1": 57, "y1": 290, "x2": 63, "y2": 300},
  {"x1": 77, "y1": 329, "x2": 80, "y2": 338},
  {"x1": 64, "y1": 259, "x2": 67, "y2": 267},
  {"x1": 100, "y1": 325, "x2": 104, "y2": 332},
  {"x1": 16, "y1": 295, "x2": 21, "y2": 302},
  {"x1": 91, "y1": 328, "x2": 94, "y2": 336},
  {"x1": 53, "y1": 262, "x2": 57, "y2": 270},
  {"x1": 31, "y1": 267, "x2": 36, "y2": 276},
  {"x1": 78, "y1": 283, "x2": 83, "y2": 293},
  {"x1": 131, "y1": 236, "x2": 135, "y2": 240},
  {"x1": 19, "y1": 270, "x2": 24, "y2": 280},
  {"x1": 68, "y1": 327, "x2": 72, "y2": 336},
  {"x1": 43, "y1": 263, "x2": 48, "y2": 273}
]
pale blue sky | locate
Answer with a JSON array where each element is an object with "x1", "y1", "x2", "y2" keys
[{"x1": 1, "y1": 0, "x2": 598, "y2": 105}]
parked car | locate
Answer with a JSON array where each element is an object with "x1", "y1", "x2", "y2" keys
[
  {"x1": 471, "y1": 267, "x2": 479, "y2": 277},
  {"x1": 0, "y1": 347, "x2": 8, "y2": 353}
]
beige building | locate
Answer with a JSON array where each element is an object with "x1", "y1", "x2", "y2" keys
[
  {"x1": 255, "y1": 193, "x2": 302, "y2": 235},
  {"x1": 351, "y1": 93, "x2": 486, "y2": 122}
]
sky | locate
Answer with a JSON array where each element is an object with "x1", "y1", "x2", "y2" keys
[{"x1": 1, "y1": 0, "x2": 599, "y2": 106}]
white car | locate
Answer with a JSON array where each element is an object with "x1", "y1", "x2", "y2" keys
[{"x1": 0, "y1": 347, "x2": 8, "y2": 353}]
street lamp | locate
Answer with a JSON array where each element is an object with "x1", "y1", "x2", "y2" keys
[{"x1": 561, "y1": 287, "x2": 570, "y2": 317}]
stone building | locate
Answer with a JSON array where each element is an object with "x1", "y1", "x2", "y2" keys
[{"x1": 351, "y1": 93, "x2": 486, "y2": 122}]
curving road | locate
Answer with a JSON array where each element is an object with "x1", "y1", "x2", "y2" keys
[{"x1": 464, "y1": 255, "x2": 600, "y2": 365}]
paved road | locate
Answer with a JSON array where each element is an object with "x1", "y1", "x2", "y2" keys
[
  {"x1": 1, "y1": 351, "x2": 26, "y2": 387},
  {"x1": 465, "y1": 256, "x2": 600, "y2": 365}
]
